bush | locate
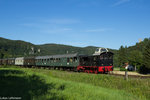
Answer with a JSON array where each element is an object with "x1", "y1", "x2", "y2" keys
[
  {"x1": 120, "y1": 67, "x2": 126, "y2": 71},
  {"x1": 139, "y1": 65, "x2": 150, "y2": 74}
]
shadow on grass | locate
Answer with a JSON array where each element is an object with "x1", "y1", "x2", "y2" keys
[{"x1": 0, "y1": 70, "x2": 65, "y2": 100}]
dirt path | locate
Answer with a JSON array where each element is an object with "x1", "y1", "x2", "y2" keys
[{"x1": 110, "y1": 71, "x2": 150, "y2": 78}]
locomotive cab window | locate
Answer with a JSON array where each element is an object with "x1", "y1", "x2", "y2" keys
[
  {"x1": 101, "y1": 48, "x2": 107, "y2": 52},
  {"x1": 96, "y1": 48, "x2": 99, "y2": 52}
]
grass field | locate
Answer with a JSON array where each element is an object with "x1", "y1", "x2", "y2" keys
[
  {"x1": 113, "y1": 67, "x2": 120, "y2": 71},
  {"x1": 0, "y1": 66, "x2": 150, "y2": 100}
]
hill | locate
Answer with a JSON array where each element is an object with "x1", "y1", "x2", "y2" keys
[
  {"x1": 0, "y1": 37, "x2": 36, "y2": 58},
  {"x1": 0, "y1": 37, "x2": 116, "y2": 58},
  {"x1": 38, "y1": 44, "x2": 98, "y2": 56}
]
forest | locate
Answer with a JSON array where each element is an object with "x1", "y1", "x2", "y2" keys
[{"x1": 115, "y1": 38, "x2": 150, "y2": 73}]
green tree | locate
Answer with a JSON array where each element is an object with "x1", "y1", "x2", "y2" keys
[
  {"x1": 0, "y1": 51, "x2": 4, "y2": 58},
  {"x1": 143, "y1": 39, "x2": 150, "y2": 73},
  {"x1": 128, "y1": 50, "x2": 143, "y2": 71},
  {"x1": 118, "y1": 45, "x2": 128, "y2": 67}
]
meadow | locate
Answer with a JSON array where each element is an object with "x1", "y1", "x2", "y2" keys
[{"x1": 0, "y1": 66, "x2": 149, "y2": 100}]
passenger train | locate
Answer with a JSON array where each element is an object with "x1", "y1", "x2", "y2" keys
[{"x1": 0, "y1": 48, "x2": 113, "y2": 74}]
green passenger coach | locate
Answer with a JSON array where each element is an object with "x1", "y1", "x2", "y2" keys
[{"x1": 35, "y1": 53, "x2": 80, "y2": 69}]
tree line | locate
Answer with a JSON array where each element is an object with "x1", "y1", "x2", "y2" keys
[{"x1": 116, "y1": 38, "x2": 150, "y2": 74}]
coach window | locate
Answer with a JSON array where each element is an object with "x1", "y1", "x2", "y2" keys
[
  {"x1": 50, "y1": 58, "x2": 53, "y2": 62},
  {"x1": 58, "y1": 58, "x2": 60, "y2": 62},
  {"x1": 73, "y1": 57, "x2": 77, "y2": 62},
  {"x1": 56, "y1": 58, "x2": 58, "y2": 62},
  {"x1": 70, "y1": 58, "x2": 73, "y2": 62},
  {"x1": 54, "y1": 58, "x2": 56, "y2": 62},
  {"x1": 67, "y1": 58, "x2": 69, "y2": 62}
]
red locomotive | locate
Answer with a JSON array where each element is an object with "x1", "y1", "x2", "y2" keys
[{"x1": 77, "y1": 48, "x2": 113, "y2": 74}]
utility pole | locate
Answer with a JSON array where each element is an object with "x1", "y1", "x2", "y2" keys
[
  {"x1": 124, "y1": 65, "x2": 128, "y2": 81},
  {"x1": 125, "y1": 70, "x2": 128, "y2": 80}
]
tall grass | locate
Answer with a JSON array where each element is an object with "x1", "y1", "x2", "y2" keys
[
  {"x1": 35, "y1": 69, "x2": 150, "y2": 100},
  {"x1": 113, "y1": 67, "x2": 120, "y2": 71},
  {"x1": 0, "y1": 66, "x2": 149, "y2": 100}
]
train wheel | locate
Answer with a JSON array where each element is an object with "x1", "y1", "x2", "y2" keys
[{"x1": 95, "y1": 70, "x2": 98, "y2": 74}]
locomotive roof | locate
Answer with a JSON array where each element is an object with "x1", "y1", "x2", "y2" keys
[
  {"x1": 100, "y1": 51, "x2": 114, "y2": 55},
  {"x1": 35, "y1": 53, "x2": 79, "y2": 59},
  {"x1": 87, "y1": 51, "x2": 114, "y2": 57}
]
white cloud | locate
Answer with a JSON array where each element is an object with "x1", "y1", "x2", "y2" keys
[
  {"x1": 41, "y1": 28, "x2": 72, "y2": 34},
  {"x1": 85, "y1": 28, "x2": 112, "y2": 32},
  {"x1": 44, "y1": 19, "x2": 80, "y2": 24},
  {"x1": 20, "y1": 23, "x2": 38, "y2": 27},
  {"x1": 61, "y1": 41, "x2": 92, "y2": 47},
  {"x1": 19, "y1": 18, "x2": 76, "y2": 34},
  {"x1": 112, "y1": 0, "x2": 131, "y2": 7},
  {"x1": 20, "y1": 18, "x2": 80, "y2": 28},
  {"x1": 63, "y1": 28, "x2": 72, "y2": 31}
]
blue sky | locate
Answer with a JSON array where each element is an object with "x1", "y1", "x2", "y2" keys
[{"x1": 0, "y1": 0, "x2": 150, "y2": 49}]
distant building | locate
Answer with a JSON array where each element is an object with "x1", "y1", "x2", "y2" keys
[
  {"x1": 124, "y1": 63, "x2": 134, "y2": 71},
  {"x1": 127, "y1": 65, "x2": 134, "y2": 71},
  {"x1": 139, "y1": 39, "x2": 142, "y2": 43}
]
